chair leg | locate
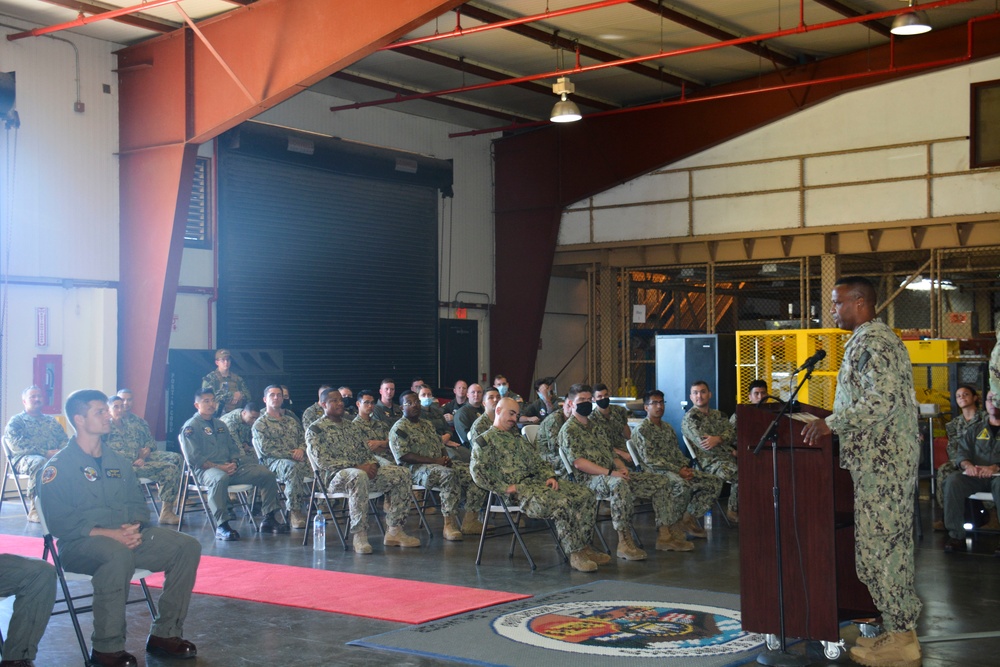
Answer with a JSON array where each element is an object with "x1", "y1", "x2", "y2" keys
[
  {"x1": 139, "y1": 579, "x2": 158, "y2": 617},
  {"x1": 410, "y1": 490, "x2": 433, "y2": 539}
]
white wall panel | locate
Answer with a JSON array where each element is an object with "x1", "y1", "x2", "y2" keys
[
  {"x1": 537, "y1": 276, "x2": 588, "y2": 388},
  {"x1": 594, "y1": 202, "x2": 688, "y2": 242},
  {"x1": 559, "y1": 209, "x2": 591, "y2": 245},
  {"x1": 932, "y1": 172, "x2": 1000, "y2": 217},
  {"x1": 805, "y1": 181, "x2": 927, "y2": 227},
  {"x1": 0, "y1": 285, "x2": 117, "y2": 425},
  {"x1": 171, "y1": 293, "x2": 212, "y2": 351},
  {"x1": 806, "y1": 147, "x2": 926, "y2": 186},
  {"x1": 931, "y1": 140, "x2": 971, "y2": 173},
  {"x1": 0, "y1": 27, "x2": 119, "y2": 282},
  {"x1": 591, "y1": 170, "x2": 688, "y2": 206},
  {"x1": 693, "y1": 192, "x2": 799, "y2": 234},
  {"x1": 693, "y1": 160, "x2": 798, "y2": 197}
]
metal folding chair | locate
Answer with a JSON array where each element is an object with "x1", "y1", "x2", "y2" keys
[
  {"x1": 475, "y1": 488, "x2": 565, "y2": 570},
  {"x1": 681, "y1": 435, "x2": 731, "y2": 527},
  {"x1": 301, "y1": 459, "x2": 386, "y2": 549},
  {"x1": 521, "y1": 424, "x2": 540, "y2": 444},
  {"x1": 1, "y1": 438, "x2": 30, "y2": 517},
  {"x1": 36, "y1": 498, "x2": 156, "y2": 666},
  {"x1": 176, "y1": 436, "x2": 257, "y2": 532}
]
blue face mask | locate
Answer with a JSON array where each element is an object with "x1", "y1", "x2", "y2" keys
[
  {"x1": 420, "y1": 397, "x2": 434, "y2": 408},
  {"x1": 538, "y1": 391, "x2": 548, "y2": 401},
  {"x1": 497, "y1": 384, "x2": 509, "y2": 396}
]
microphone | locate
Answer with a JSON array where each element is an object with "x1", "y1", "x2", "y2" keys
[{"x1": 792, "y1": 349, "x2": 826, "y2": 374}]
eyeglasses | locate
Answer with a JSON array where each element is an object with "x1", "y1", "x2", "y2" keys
[
  {"x1": 360, "y1": 400, "x2": 375, "y2": 406},
  {"x1": 647, "y1": 401, "x2": 665, "y2": 406}
]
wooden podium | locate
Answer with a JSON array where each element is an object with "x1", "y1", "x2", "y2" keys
[{"x1": 737, "y1": 402, "x2": 876, "y2": 642}]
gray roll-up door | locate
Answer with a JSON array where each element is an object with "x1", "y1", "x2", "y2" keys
[{"x1": 217, "y1": 134, "x2": 442, "y2": 405}]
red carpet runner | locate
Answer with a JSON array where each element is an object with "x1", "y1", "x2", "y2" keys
[{"x1": 0, "y1": 534, "x2": 529, "y2": 624}]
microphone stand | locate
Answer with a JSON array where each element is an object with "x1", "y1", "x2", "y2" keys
[{"x1": 753, "y1": 365, "x2": 815, "y2": 667}]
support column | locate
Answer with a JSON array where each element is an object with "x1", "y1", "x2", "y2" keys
[{"x1": 819, "y1": 254, "x2": 840, "y2": 329}]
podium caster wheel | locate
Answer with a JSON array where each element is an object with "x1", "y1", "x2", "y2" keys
[
  {"x1": 822, "y1": 640, "x2": 843, "y2": 660},
  {"x1": 765, "y1": 634, "x2": 781, "y2": 650}
]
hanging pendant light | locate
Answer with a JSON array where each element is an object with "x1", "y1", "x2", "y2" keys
[
  {"x1": 891, "y1": 1, "x2": 931, "y2": 36},
  {"x1": 550, "y1": 77, "x2": 582, "y2": 123}
]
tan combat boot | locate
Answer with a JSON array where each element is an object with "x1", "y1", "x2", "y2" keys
[
  {"x1": 583, "y1": 545, "x2": 612, "y2": 565},
  {"x1": 461, "y1": 511, "x2": 484, "y2": 535},
  {"x1": 442, "y1": 516, "x2": 463, "y2": 541},
  {"x1": 849, "y1": 629, "x2": 921, "y2": 667},
  {"x1": 289, "y1": 510, "x2": 308, "y2": 529},
  {"x1": 27, "y1": 498, "x2": 40, "y2": 523},
  {"x1": 352, "y1": 530, "x2": 373, "y2": 554},
  {"x1": 568, "y1": 550, "x2": 597, "y2": 572},
  {"x1": 158, "y1": 504, "x2": 181, "y2": 525},
  {"x1": 726, "y1": 508, "x2": 739, "y2": 525},
  {"x1": 684, "y1": 512, "x2": 708, "y2": 539},
  {"x1": 383, "y1": 525, "x2": 421, "y2": 547},
  {"x1": 656, "y1": 524, "x2": 694, "y2": 552},
  {"x1": 616, "y1": 530, "x2": 647, "y2": 560}
]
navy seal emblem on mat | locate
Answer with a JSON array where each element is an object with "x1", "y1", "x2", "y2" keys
[{"x1": 492, "y1": 600, "x2": 762, "y2": 657}]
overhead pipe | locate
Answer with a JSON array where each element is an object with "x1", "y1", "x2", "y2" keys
[
  {"x1": 331, "y1": 0, "x2": 976, "y2": 113},
  {"x1": 380, "y1": 0, "x2": 638, "y2": 50},
  {"x1": 448, "y1": 50, "x2": 977, "y2": 138},
  {"x1": 7, "y1": 0, "x2": 183, "y2": 40}
]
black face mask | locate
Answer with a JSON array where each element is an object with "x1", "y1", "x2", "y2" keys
[
  {"x1": 595, "y1": 397, "x2": 611, "y2": 409},
  {"x1": 575, "y1": 401, "x2": 593, "y2": 417}
]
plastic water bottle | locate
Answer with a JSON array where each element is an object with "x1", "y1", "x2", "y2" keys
[
  {"x1": 704, "y1": 512, "x2": 712, "y2": 530},
  {"x1": 313, "y1": 511, "x2": 326, "y2": 551}
]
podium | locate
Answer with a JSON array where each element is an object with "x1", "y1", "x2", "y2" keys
[{"x1": 738, "y1": 402, "x2": 876, "y2": 642}]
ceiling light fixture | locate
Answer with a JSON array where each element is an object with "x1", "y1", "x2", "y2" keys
[
  {"x1": 890, "y1": 1, "x2": 931, "y2": 36},
  {"x1": 550, "y1": 76, "x2": 582, "y2": 123}
]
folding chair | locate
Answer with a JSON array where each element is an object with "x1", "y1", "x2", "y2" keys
[
  {"x1": 475, "y1": 488, "x2": 565, "y2": 570},
  {"x1": 558, "y1": 448, "x2": 612, "y2": 553},
  {"x1": 36, "y1": 498, "x2": 156, "y2": 666},
  {"x1": 176, "y1": 436, "x2": 257, "y2": 532},
  {"x1": 521, "y1": 424, "x2": 540, "y2": 444},
  {"x1": 137, "y1": 477, "x2": 161, "y2": 515},
  {"x1": 681, "y1": 435, "x2": 731, "y2": 528},
  {"x1": 1, "y1": 438, "x2": 30, "y2": 517},
  {"x1": 301, "y1": 459, "x2": 386, "y2": 549}
]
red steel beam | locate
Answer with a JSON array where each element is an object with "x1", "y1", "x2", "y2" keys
[
  {"x1": 38, "y1": 0, "x2": 178, "y2": 33},
  {"x1": 330, "y1": 0, "x2": 977, "y2": 114},
  {"x1": 7, "y1": 0, "x2": 184, "y2": 40},
  {"x1": 117, "y1": 0, "x2": 462, "y2": 429},
  {"x1": 489, "y1": 13, "x2": 1000, "y2": 401},
  {"x1": 811, "y1": 0, "x2": 893, "y2": 38}
]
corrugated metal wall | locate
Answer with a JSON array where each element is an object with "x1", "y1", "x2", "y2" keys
[{"x1": 217, "y1": 147, "x2": 440, "y2": 401}]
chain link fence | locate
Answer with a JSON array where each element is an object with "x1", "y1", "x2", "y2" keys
[{"x1": 590, "y1": 246, "x2": 999, "y2": 399}]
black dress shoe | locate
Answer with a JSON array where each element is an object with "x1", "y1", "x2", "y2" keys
[
  {"x1": 943, "y1": 538, "x2": 965, "y2": 553},
  {"x1": 90, "y1": 649, "x2": 138, "y2": 667},
  {"x1": 146, "y1": 635, "x2": 198, "y2": 659},
  {"x1": 215, "y1": 524, "x2": 240, "y2": 541},
  {"x1": 259, "y1": 515, "x2": 290, "y2": 534},
  {"x1": 0, "y1": 659, "x2": 35, "y2": 666}
]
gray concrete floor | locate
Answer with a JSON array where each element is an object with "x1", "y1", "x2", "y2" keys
[{"x1": 2, "y1": 494, "x2": 998, "y2": 666}]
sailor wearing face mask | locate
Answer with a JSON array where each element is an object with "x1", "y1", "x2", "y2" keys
[
  {"x1": 492, "y1": 375, "x2": 523, "y2": 406},
  {"x1": 558, "y1": 383, "x2": 693, "y2": 560}
]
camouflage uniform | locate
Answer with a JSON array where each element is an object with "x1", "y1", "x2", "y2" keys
[
  {"x1": 301, "y1": 402, "x2": 324, "y2": 430},
  {"x1": 180, "y1": 413, "x2": 281, "y2": 523},
  {"x1": 219, "y1": 408, "x2": 257, "y2": 463},
  {"x1": 201, "y1": 370, "x2": 250, "y2": 413},
  {"x1": 305, "y1": 418, "x2": 412, "y2": 533},
  {"x1": 632, "y1": 418, "x2": 723, "y2": 518},
  {"x1": 536, "y1": 410, "x2": 567, "y2": 472},
  {"x1": 389, "y1": 417, "x2": 486, "y2": 517},
  {"x1": 373, "y1": 401, "x2": 403, "y2": 425},
  {"x1": 936, "y1": 409, "x2": 986, "y2": 507},
  {"x1": 252, "y1": 412, "x2": 310, "y2": 513},
  {"x1": 467, "y1": 411, "x2": 497, "y2": 445},
  {"x1": 591, "y1": 405, "x2": 630, "y2": 451},
  {"x1": 826, "y1": 318, "x2": 921, "y2": 632},
  {"x1": 353, "y1": 414, "x2": 396, "y2": 467},
  {"x1": 471, "y1": 427, "x2": 597, "y2": 554},
  {"x1": 943, "y1": 421, "x2": 1000, "y2": 539},
  {"x1": 681, "y1": 408, "x2": 739, "y2": 512},
  {"x1": 558, "y1": 416, "x2": 683, "y2": 531},
  {"x1": 3, "y1": 411, "x2": 67, "y2": 499},
  {"x1": 104, "y1": 416, "x2": 182, "y2": 505},
  {"x1": 990, "y1": 324, "x2": 999, "y2": 407}
]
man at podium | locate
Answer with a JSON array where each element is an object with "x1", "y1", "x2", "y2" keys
[{"x1": 803, "y1": 276, "x2": 921, "y2": 667}]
